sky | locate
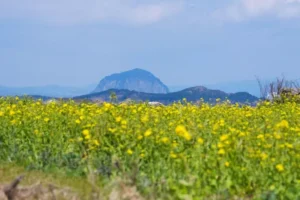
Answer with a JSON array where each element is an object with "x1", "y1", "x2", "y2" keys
[{"x1": 1, "y1": 0, "x2": 300, "y2": 87}]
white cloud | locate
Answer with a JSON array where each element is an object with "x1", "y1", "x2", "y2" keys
[
  {"x1": 213, "y1": 0, "x2": 300, "y2": 22},
  {"x1": 0, "y1": 0, "x2": 184, "y2": 25}
]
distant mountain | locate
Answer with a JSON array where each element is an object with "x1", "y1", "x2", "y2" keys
[
  {"x1": 168, "y1": 85, "x2": 191, "y2": 93},
  {"x1": 0, "y1": 84, "x2": 96, "y2": 98},
  {"x1": 205, "y1": 80, "x2": 261, "y2": 97},
  {"x1": 93, "y1": 68, "x2": 169, "y2": 94},
  {"x1": 169, "y1": 80, "x2": 262, "y2": 97},
  {"x1": 76, "y1": 86, "x2": 258, "y2": 104}
]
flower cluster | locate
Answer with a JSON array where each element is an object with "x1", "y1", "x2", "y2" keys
[{"x1": 0, "y1": 97, "x2": 299, "y2": 199}]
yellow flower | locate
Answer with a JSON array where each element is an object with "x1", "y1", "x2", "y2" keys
[
  {"x1": 239, "y1": 132, "x2": 246, "y2": 137},
  {"x1": 84, "y1": 134, "x2": 91, "y2": 140},
  {"x1": 144, "y1": 129, "x2": 152, "y2": 137},
  {"x1": 127, "y1": 149, "x2": 133, "y2": 155},
  {"x1": 93, "y1": 140, "x2": 100, "y2": 146},
  {"x1": 285, "y1": 143, "x2": 293, "y2": 149},
  {"x1": 116, "y1": 116, "x2": 122, "y2": 122},
  {"x1": 141, "y1": 115, "x2": 149, "y2": 123},
  {"x1": 172, "y1": 141, "x2": 178, "y2": 148},
  {"x1": 75, "y1": 119, "x2": 81, "y2": 124},
  {"x1": 175, "y1": 125, "x2": 186, "y2": 134},
  {"x1": 137, "y1": 135, "x2": 143, "y2": 140},
  {"x1": 245, "y1": 112, "x2": 252, "y2": 117},
  {"x1": 220, "y1": 134, "x2": 229, "y2": 142},
  {"x1": 219, "y1": 119, "x2": 225, "y2": 127},
  {"x1": 279, "y1": 144, "x2": 285, "y2": 148},
  {"x1": 161, "y1": 137, "x2": 169, "y2": 143},
  {"x1": 276, "y1": 164, "x2": 284, "y2": 172},
  {"x1": 82, "y1": 129, "x2": 89, "y2": 135},
  {"x1": 175, "y1": 125, "x2": 191, "y2": 141},
  {"x1": 44, "y1": 118, "x2": 50, "y2": 122},
  {"x1": 170, "y1": 152, "x2": 177, "y2": 158},
  {"x1": 225, "y1": 162, "x2": 230, "y2": 167},
  {"x1": 0, "y1": 111, "x2": 4, "y2": 117},
  {"x1": 274, "y1": 133, "x2": 281, "y2": 139},
  {"x1": 257, "y1": 134, "x2": 264, "y2": 139},
  {"x1": 217, "y1": 143, "x2": 224, "y2": 148},
  {"x1": 218, "y1": 149, "x2": 226, "y2": 155},
  {"x1": 260, "y1": 153, "x2": 268, "y2": 160},
  {"x1": 103, "y1": 102, "x2": 112, "y2": 109},
  {"x1": 276, "y1": 120, "x2": 289, "y2": 129},
  {"x1": 269, "y1": 185, "x2": 275, "y2": 191},
  {"x1": 197, "y1": 137, "x2": 204, "y2": 144},
  {"x1": 108, "y1": 128, "x2": 117, "y2": 133},
  {"x1": 197, "y1": 124, "x2": 203, "y2": 129}
]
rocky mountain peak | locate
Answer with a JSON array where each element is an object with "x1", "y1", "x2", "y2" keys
[{"x1": 92, "y1": 69, "x2": 169, "y2": 94}]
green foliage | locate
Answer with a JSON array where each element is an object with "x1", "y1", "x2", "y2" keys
[{"x1": 109, "y1": 91, "x2": 118, "y2": 104}]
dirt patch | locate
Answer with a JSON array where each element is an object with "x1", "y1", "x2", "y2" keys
[
  {"x1": 109, "y1": 182, "x2": 144, "y2": 200},
  {"x1": 0, "y1": 175, "x2": 79, "y2": 200}
]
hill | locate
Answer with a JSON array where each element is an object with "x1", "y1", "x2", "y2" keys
[
  {"x1": 76, "y1": 86, "x2": 258, "y2": 104},
  {"x1": 92, "y1": 68, "x2": 169, "y2": 94}
]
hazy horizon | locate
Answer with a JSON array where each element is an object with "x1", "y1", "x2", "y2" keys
[{"x1": 0, "y1": 70, "x2": 278, "y2": 97}]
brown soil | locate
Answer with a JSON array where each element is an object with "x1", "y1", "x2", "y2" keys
[{"x1": 0, "y1": 175, "x2": 79, "y2": 200}]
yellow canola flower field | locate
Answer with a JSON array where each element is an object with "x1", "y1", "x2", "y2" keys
[{"x1": 0, "y1": 97, "x2": 300, "y2": 199}]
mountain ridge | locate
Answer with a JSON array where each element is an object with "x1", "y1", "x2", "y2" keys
[
  {"x1": 75, "y1": 86, "x2": 258, "y2": 104},
  {"x1": 0, "y1": 86, "x2": 259, "y2": 105}
]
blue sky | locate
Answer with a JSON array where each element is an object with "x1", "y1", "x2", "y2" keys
[{"x1": 1, "y1": 0, "x2": 300, "y2": 87}]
